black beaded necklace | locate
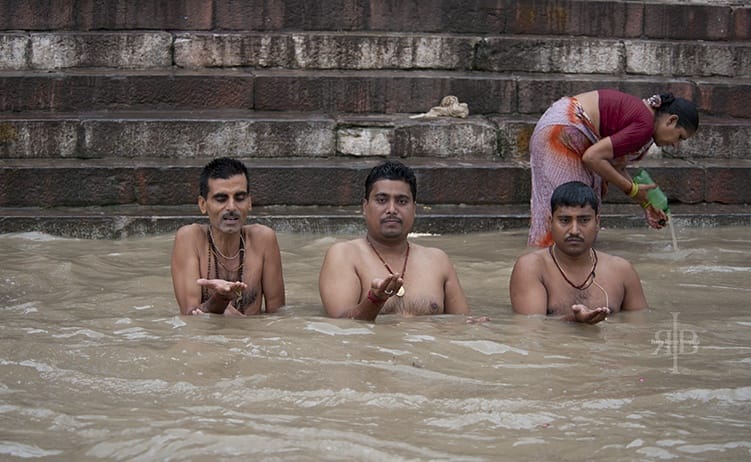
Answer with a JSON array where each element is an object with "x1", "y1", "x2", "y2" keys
[{"x1": 548, "y1": 244, "x2": 597, "y2": 290}]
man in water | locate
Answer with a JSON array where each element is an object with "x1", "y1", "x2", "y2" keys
[
  {"x1": 171, "y1": 157, "x2": 285, "y2": 316},
  {"x1": 510, "y1": 181, "x2": 647, "y2": 324},
  {"x1": 318, "y1": 160, "x2": 470, "y2": 322}
]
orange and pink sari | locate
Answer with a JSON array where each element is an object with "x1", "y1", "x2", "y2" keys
[{"x1": 528, "y1": 97, "x2": 600, "y2": 247}]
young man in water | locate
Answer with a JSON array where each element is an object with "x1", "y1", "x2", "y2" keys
[
  {"x1": 171, "y1": 157, "x2": 285, "y2": 316},
  {"x1": 318, "y1": 160, "x2": 470, "y2": 322},
  {"x1": 510, "y1": 181, "x2": 647, "y2": 324}
]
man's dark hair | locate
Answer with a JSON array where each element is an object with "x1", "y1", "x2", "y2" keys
[
  {"x1": 364, "y1": 160, "x2": 417, "y2": 201},
  {"x1": 199, "y1": 157, "x2": 250, "y2": 198},
  {"x1": 550, "y1": 181, "x2": 599, "y2": 214}
]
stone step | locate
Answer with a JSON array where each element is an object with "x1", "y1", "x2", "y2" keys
[
  {"x1": 1, "y1": 0, "x2": 747, "y2": 41},
  {"x1": 1, "y1": 111, "x2": 748, "y2": 161},
  {"x1": 1, "y1": 69, "x2": 748, "y2": 119},
  {"x1": 1, "y1": 0, "x2": 746, "y2": 240},
  {"x1": 2, "y1": 31, "x2": 748, "y2": 80},
  {"x1": 1, "y1": 157, "x2": 749, "y2": 208},
  {"x1": 1, "y1": 202, "x2": 749, "y2": 239}
]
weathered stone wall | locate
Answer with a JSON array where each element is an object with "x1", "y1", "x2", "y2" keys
[{"x1": 0, "y1": 0, "x2": 749, "y2": 225}]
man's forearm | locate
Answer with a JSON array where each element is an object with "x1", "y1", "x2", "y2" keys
[
  {"x1": 332, "y1": 290, "x2": 385, "y2": 322},
  {"x1": 202, "y1": 293, "x2": 232, "y2": 314}
]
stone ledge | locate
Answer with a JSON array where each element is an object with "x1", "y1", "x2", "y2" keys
[
  {"x1": 1, "y1": 158, "x2": 749, "y2": 207},
  {"x1": 0, "y1": 203, "x2": 749, "y2": 239},
  {"x1": 3, "y1": 32, "x2": 747, "y2": 79},
  {"x1": 1, "y1": 111, "x2": 749, "y2": 160},
  {"x1": 2, "y1": 0, "x2": 746, "y2": 41},
  {"x1": 0, "y1": 158, "x2": 530, "y2": 207},
  {"x1": 1, "y1": 70, "x2": 749, "y2": 119}
]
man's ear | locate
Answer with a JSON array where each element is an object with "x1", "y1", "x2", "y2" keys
[
  {"x1": 247, "y1": 195, "x2": 253, "y2": 212},
  {"x1": 362, "y1": 199, "x2": 367, "y2": 216},
  {"x1": 198, "y1": 196, "x2": 207, "y2": 214}
]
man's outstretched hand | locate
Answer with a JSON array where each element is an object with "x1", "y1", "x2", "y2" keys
[{"x1": 571, "y1": 304, "x2": 610, "y2": 325}]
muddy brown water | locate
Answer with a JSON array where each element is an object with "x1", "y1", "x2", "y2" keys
[{"x1": 1, "y1": 225, "x2": 749, "y2": 461}]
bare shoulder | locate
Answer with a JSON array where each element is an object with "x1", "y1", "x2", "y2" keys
[
  {"x1": 243, "y1": 224, "x2": 281, "y2": 257},
  {"x1": 413, "y1": 243, "x2": 453, "y2": 264},
  {"x1": 513, "y1": 247, "x2": 547, "y2": 272},
  {"x1": 325, "y1": 238, "x2": 361, "y2": 256},
  {"x1": 597, "y1": 250, "x2": 636, "y2": 272},
  {"x1": 245, "y1": 223, "x2": 276, "y2": 237},
  {"x1": 321, "y1": 238, "x2": 363, "y2": 269},
  {"x1": 175, "y1": 223, "x2": 205, "y2": 241},
  {"x1": 415, "y1": 242, "x2": 446, "y2": 256}
]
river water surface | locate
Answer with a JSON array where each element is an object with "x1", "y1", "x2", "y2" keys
[{"x1": 1, "y1": 226, "x2": 749, "y2": 461}]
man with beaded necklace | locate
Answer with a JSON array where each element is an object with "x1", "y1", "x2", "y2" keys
[
  {"x1": 319, "y1": 160, "x2": 470, "y2": 322},
  {"x1": 510, "y1": 181, "x2": 647, "y2": 324},
  {"x1": 171, "y1": 157, "x2": 285, "y2": 316}
]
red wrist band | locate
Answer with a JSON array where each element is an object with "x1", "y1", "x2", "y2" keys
[{"x1": 366, "y1": 289, "x2": 386, "y2": 305}]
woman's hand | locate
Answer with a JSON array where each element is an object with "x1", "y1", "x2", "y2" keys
[{"x1": 643, "y1": 204, "x2": 667, "y2": 229}]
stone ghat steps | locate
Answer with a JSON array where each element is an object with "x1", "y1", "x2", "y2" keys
[
  {"x1": 1, "y1": 157, "x2": 749, "y2": 209},
  {"x1": 1, "y1": 202, "x2": 749, "y2": 239},
  {"x1": 1, "y1": 111, "x2": 748, "y2": 161},
  {"x1": 2, "y1": 31, "x2": 748, "y2": 78},
  {"x1": 1, "y1": 0, "x2": 748, "y2": 42},
  {"x1": 1, "y1": 69, "x2": 749, "y2": 119}
]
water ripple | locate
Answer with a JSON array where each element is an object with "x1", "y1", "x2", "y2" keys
[{"x1": 0, "y1": 441, "x2": 62, "y2": 458}]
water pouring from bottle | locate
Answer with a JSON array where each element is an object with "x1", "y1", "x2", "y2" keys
[{"x1": 632, "y1": 169, "x2": 678, "y2": 250}]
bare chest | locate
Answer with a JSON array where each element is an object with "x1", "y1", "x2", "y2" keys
[
  {"x1": 544, "y1": 270, "x2": 623, "y2": 316},
  {"x1": 380, "y1": 295, "x2": 443, "y2": 316}
]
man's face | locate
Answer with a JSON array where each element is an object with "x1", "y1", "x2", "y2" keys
[
  {"x1": 550, "y1": 204, "x2": 599, "y2": 256},
  {"x1": 362, "y1": 179, "x2": 416, "y2": 240},
  {"x1": 198, "y1": 174, "x2": 251, "y2": 234}
]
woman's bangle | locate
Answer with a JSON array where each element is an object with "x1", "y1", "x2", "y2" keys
[
  {"x1": 628, "y1": 181, "x2": 639, "y2": 198},
  {"x1": 367, "y1": 289, "x2": 386, "y2": 305}
]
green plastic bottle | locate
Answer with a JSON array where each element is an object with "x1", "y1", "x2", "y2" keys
[{"x1": 632, "y1": 169, "x2": 670, "y2": 214}]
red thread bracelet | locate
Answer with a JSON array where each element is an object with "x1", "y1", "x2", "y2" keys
[{"x1": 366, "y1": 289, "x2": 386, "y2": 305}]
